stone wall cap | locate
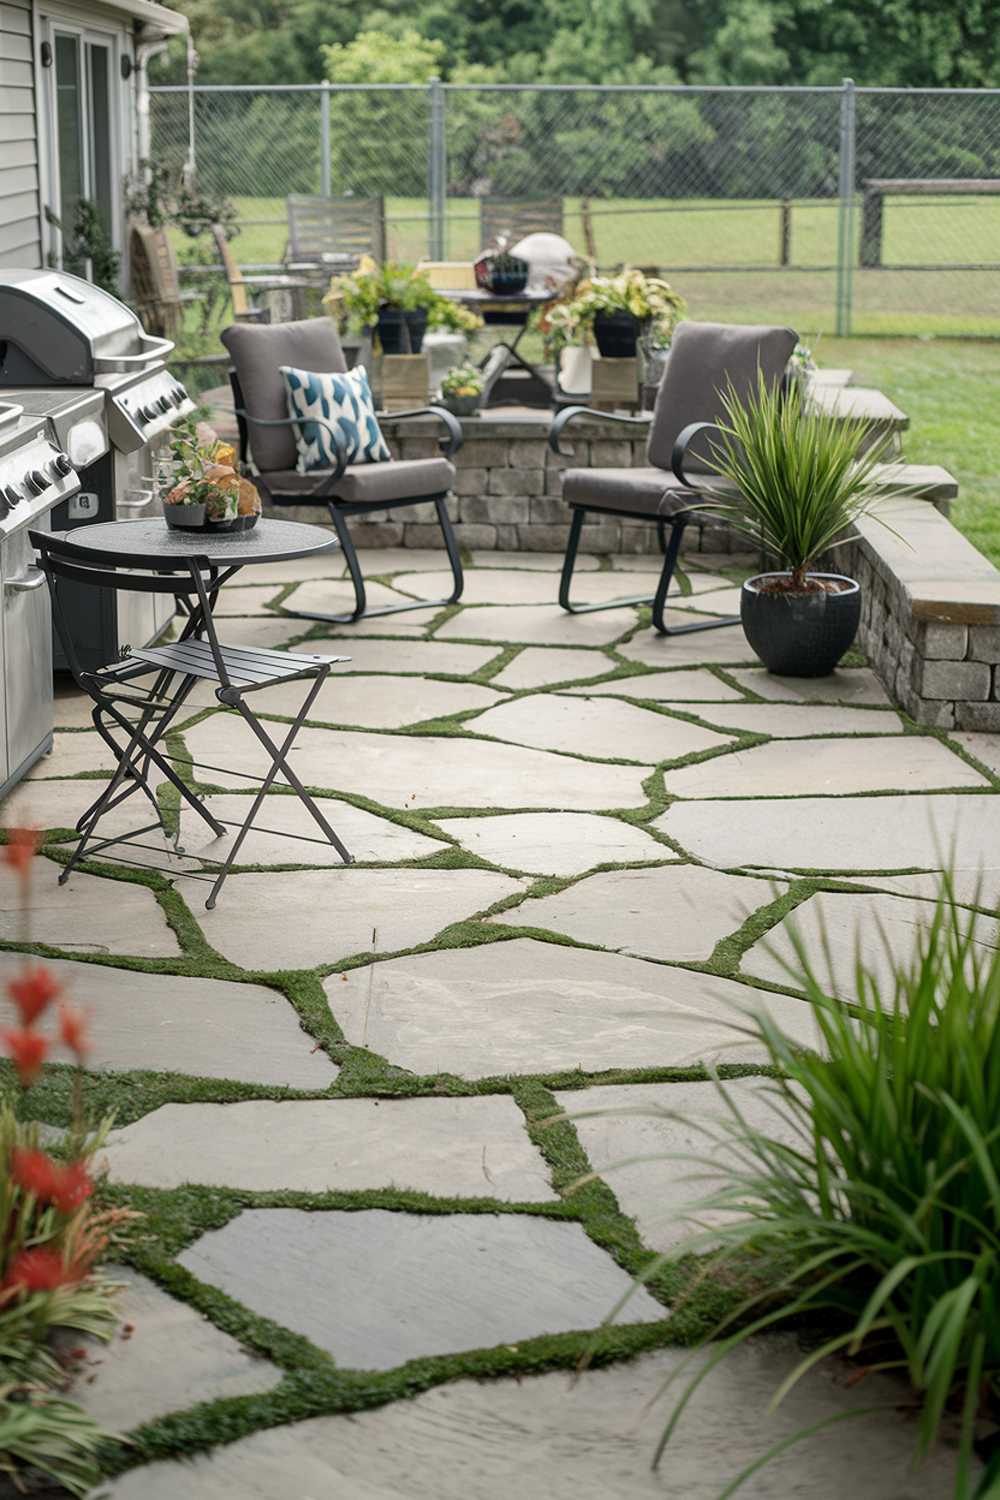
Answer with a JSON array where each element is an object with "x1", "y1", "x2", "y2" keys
[{"x1": 857, "y1": 498, "x2": 1000, "y2": 625}]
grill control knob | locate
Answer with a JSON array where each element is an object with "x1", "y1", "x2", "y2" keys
[
  {"x1": 172, "y1": 386, "x2": 187, "y2": 405},
  {"x1": 50, "y1": 453, "x2": 74, "y2": 479},
  {"x1": 5, "y1": 484, "x2": 22, "y2": 506},
  {"x1": 26, "y1": 470, "x2": 47, "y2": 494},
  {"x1": 157, "y1": 395, "x2": 172, "y2": 413},
  {"x1": 140, "y1": 403, "x2": 160, "y2": 423}
]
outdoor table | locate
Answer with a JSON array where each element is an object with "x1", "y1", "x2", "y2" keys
[
  {"x1": 45, "y1": 516, "x2": 348, "y2": 905},
  {"x1": 437, "y1": 286, "x2": 558, "y2": 405}
]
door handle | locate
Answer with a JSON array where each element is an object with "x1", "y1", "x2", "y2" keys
[
  {"x1": 118, "y1": 492, "x2": 155, "y2": 511},
  {"x1": 5, "y1": 567, "x2": 47, "y2": 593}
]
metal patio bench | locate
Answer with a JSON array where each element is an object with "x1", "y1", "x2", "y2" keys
[
  {"x1": 548, "y1": 321, "x2": 798, "y2": 634},
  {"x1": 221, "y1": 316, "x2": 464, "y2": 624},
  {"x1": 31, "y1": 527, "x2": 353, "y2": 909}
]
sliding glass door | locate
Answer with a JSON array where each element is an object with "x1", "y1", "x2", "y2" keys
[{"x1": 43, "y1": 19, "x2": 121, "y2": 268}]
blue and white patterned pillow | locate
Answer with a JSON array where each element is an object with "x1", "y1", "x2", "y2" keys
[{"x1": 280, "y1": 363, "x2": 391, "y2": 474}]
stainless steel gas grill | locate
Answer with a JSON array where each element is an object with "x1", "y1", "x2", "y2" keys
[
  {"x1": 0, "y1": 399, "x2": 80, "y2": 795},
  {"x1": 0, "y1": 270, "x2": 197, "y2": 671}
]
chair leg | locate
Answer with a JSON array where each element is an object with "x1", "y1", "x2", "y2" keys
[
  {"x1": 204, "y1": 670, "x2": 353, "y2": 909},
  {"x1": 650, "y1": 521, "x2": 740, "y2": 637},
  {"x1": 278, "y1": 499, "x2": 464, "y2": 626},
  {"x1": 559, "y1": 506, "x2": 656, "y2": 617}
]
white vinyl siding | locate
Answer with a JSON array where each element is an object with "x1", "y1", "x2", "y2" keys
[{"x1": 0, "y1": 0, "x2": 42, "y2": 266}]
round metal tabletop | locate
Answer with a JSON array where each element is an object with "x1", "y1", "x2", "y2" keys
[{"x1": 52, "y1": 516, "x2": 337, "y2": 567}]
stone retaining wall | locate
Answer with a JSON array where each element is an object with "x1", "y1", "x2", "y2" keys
[
  {"x1": 838, "y1": 497, "x2": 1000, "y2": 731},
  {"x1": 358, "y1": 414, "x2": 744, "y2": 557}
]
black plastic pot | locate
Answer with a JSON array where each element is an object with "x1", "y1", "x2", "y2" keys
[
  {"x1": 593, "y1": 309, "x2": 643, "y2": 358},
  {"x1": 377, "y1": 306, "x2": 428, "y2": 354},
  {"x1": 741, "y1": 571, "x2": 861, "y2": 677},
  {"x1": 483, "y1": 254, "x2": 529, "y2": 295}
]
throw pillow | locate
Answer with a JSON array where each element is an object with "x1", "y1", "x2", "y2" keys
[{"x1": 280, "y1": 363, "x2": 391, "y2": 473}]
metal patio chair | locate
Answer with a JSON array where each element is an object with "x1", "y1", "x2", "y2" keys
[
  {"x1": 548, "y1": 321, "x2": 798, "y2": 634},
  {"x1": 286, "y1": 195, "x2": 387, "y2": 268},
  {"x1": 221, "y1": 317, "x2": 464, "y2": 625},
  {"x1": 31, "y1": 530, "x2": 353, "y2": 909}
]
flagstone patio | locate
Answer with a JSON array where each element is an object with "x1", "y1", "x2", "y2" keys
[{"x1": 2, "y1": 546, "x2": 994, "y2": 1497}]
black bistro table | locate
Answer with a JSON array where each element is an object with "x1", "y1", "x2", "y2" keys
[{"x1": 43, "y1": 516, "x2": 350, "y2": 906}]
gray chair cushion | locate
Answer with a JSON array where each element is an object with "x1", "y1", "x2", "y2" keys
[
  {"x1": 221, "y1": 318, "x2": 346, "y2": 473},
  {"x1": 646, "y1": 321, "x2": 797, "y2": 472},
  {"x1": 562, "y1": 466, "x2": 739, "y2": 519},
  {"x1": 260, "y1": 457, "x2": 455, "y2": 507}
]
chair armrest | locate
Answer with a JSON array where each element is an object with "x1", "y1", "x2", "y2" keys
[
  {"x1": 232, "y1": 408, "x2": 349, "y2": 485},
  {"x1": 379, "y1": 405, "x2": 463, "y2": 458},
  {"x1": 670, "y1": 421, "x2": 725, "y2": 496},
  {"x1": 548, "y1": 405, "x2": 649, "y2": 458}
]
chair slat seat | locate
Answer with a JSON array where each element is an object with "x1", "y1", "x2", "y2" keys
[{"x1": 125, "y1": 639, "x2": 348, "y2": 689}]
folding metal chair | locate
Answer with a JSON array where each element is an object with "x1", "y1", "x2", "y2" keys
[{"x1": 31, "y1": 531, "x2": 353, "y2": 909}]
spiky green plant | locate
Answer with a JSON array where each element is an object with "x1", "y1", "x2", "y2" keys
[
  {"x1": 700, "y1": 372, "x2": 898, "y2": 589},
  {"x1": 0, "y1": 1389, "x2": 109, "y2": 1497},
  {"x1": 579, "y1": 879, "x2": 1000, "y2": 1497}
]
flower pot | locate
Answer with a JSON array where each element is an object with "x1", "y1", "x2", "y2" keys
[
  {"x1": 593, "y1": 310, "x2": 643, "y2": 359},
  {"x1": 163, "y1": 500, "x2": 207, "y2": 531},
  {"x1": 377, "y1": 306, "x2": 428, "y2": 354},
  {"x1": 441, "y1": 393, "x2": 480, "y2": 417},
  {"x1": 741, "y1": 572, "x2": 861, "y2": 677},
  {"x1": 483, "y1": 254, "x2": 529, "y2": 296}
]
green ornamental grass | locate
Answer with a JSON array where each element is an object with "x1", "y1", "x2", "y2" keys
[
  {"x1": 588, "y1": 879, "x2": 1000, "y2": 1497},
  {"x1": 700, "y1": 372, "x2": 898, "y2": 589}
]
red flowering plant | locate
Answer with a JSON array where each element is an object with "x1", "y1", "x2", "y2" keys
[{"x1": 0, "y1": 828, "x2": 136, "y2": 1495}]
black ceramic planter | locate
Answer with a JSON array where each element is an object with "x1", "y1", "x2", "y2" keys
[
  {"x1": 483, "y1": 254, "x2": 529, "y2": 295},
  {"x1": 741, "y1": 571, "x2": 861, "y2": 677},
  {"x1": 593, "y1": 310, "x2": 643, "y2": 358},
  {"x1": 377, "y1": 306, "x2": 428, "y2": 354}
]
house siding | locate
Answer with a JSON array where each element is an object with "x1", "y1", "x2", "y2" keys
[{"x1": 0, "y1": 0, "x2": 42, "y2": 268}]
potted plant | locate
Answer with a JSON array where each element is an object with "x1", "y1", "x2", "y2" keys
[
  {"x1": 439, "y1": 363, "x2": 484, "y2": 417},
  {"x1": 537, "y1": 268, "x2": 686, "y2": 361},
  {"x1": 325, "y1": 259, "x2": 482, "y2": 357},
  {"x1": 163, "y1": 419, "x2": 261, "y2": 532},
  {"x1": 688, "y1": 374, "x2": 895, "y2": 677}
]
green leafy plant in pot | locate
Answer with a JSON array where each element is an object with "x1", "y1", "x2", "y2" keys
[
  {"x1": 324, "y1": 258, "x2": 481, "y2": 356},
  {"x1": 687, "y1": 374, "x2": 894, "y2": 677},
  {"x1": 438, "y1": 362, "x2": 483, "y2": 417}
]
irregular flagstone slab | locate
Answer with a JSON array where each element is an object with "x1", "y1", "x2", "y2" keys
[
  {"x1": 742, "y1": 889, "x2": 1000, "y2": 1002},
  {"x1": 394, "y1": 569, "x2": 559, "y2": 605},
  {"x1": 211, "y1": 584, "x2": 282, "y2": 616},
  {"x1": 490, "y1": 647, "x2": 613, "y2": 691},
  {"x1": 659, "y1": 793, "x2": 1000, "y2": 873},
  {"x1": 0, "y1": 952, "x2": 335, "y2": 1087},
  {"x1": 470, "y1": 549, "x2": 599, "y2": 571},
  {"x1": 26, "y1": 731, "x2": 117, "y2": 778},
  {"x1": 567, "y1": 572, "x2": 709, "y2": 604},
  {"x1": 328, "y1": 937, "x2": 825, "y2": 1075},
  {"x1": 1, "y1": 777, "x2": 158, "y2": 835},
  {"x1": 175, "y1": 867, "x2": 523, "y2": 968},
  {"x1": 565, "y1": 668, "x2": 743, "y2": 702},
  {"x1": 312, "y1": 614, "x2": 440, "y2": 638},
  {"x1": 281, "y1": 578, "x2": 411, "y2": 615},
  {"x1": 0, "y1": 866, "x2": 178, "y2": 958},
  {"x1": 104, "y1": 1096, "x2": 557, "y2": 1198},
  {"x1": 228, "y1": 550, "x2": 346, "y2": 586},
  {"x1": 493, "y1": 866, "x2": 780, "y2": 961},
  {"x1": 952, "y1": 731, "x2": 1000, "y2": 779},
  {"x1": 62, "y1": 1266, "x2": 280, "y2": 1432},
  {"x1": 252, "y1": 673, "x2": 501, "y2": 730},
  {"x1": 468, "y1": 695, "x2": 733, "y2": 763},
  {"x1": 671, "y1": 585, "x2": 743, "y2": 615},
  {"x1": 313, "y1": 638, "x2": 499, "y2": 676},
  {"x1": 178, "y1": 1209, "x2": 664, "y2": 1371},
  {"x1": 181, "y1": 719, "x2": 651, "y2": 810},
  {"x1": 435, "y1": 604, "x2": 637, "y2": 647},
  {"x1": 665, "y1": 736, "x2": 985, "y2": 799},
  {"x1": 727, "y1": 666, "x2": 892, "y2": 705},
  {"x1": 692, "y1": 703, "x2": 904, "y2": 737},
  {"x1": 53, "y1": 683, "x2": 98, "y2": 730},
  {"x1": 355, "y1": 547, "x2": 459, "y2": 574},
  {"x1": 179, "y1": 793, "x2": 442, "y2": 866},
  {"x1": 617, "y1": 624, "x2": 758, "y2": 668},
  {"x1": 98, "y1": 1332, "x2": 962, "y2": 1499},
  {"x1": 556, "y1": 1078, "x2": 801, "y2": 1252},
  {"x1": 213, "y1": 615, "x2": 303, "y2": 650},
  {"x1": 433, "y1": 811, "x2": 669, "y2": 875}
]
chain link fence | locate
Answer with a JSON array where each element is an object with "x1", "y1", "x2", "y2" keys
[{"x1": 149, "y1": 81, "x2": 1000, "y2": 337}]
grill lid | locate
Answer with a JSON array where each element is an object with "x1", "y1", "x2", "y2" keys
[{"x1": 0, "y1": 269, "x2": 173, "y2": 387}]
